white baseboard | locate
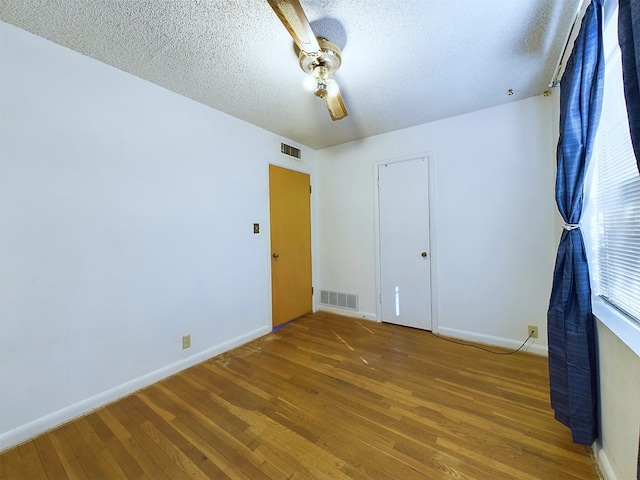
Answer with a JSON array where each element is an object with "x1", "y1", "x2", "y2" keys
[
  {"x1": 312, "y1": 312, "x2": 548, "y2": 356},
  {"x1": 316, "y1": 305, "x2": 378, "y2": 322},
  {"x1": 436, "y1": 326, "x2": 548, "y2": 356},
  {"x1": 0, "y1": 325, "x2": 270, "y2": 453},
  {"x1": 593, "y1": 441, "x2": 617, "y2": 480}
]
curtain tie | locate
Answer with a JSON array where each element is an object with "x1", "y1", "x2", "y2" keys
[{"x1": 563, "y1": 223, "x2": 580, "y2": 231}]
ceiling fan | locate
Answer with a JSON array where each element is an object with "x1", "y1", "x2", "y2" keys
[{"x1": 266, "y1": 0, "x2": 348, "y2": 121}]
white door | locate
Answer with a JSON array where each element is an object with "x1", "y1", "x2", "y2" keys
[{"x1": 378, "y1": 157, "x2": 432, "y2": 330}]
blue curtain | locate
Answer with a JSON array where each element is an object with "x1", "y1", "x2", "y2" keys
[
  {"x1": 618, "y1": 0, "x2": 640, "y2": 174},
  {"x1": 618, "y1": 3, "x2": 640, "y2": 474},
  {"x1": 547, "y1": 0, "x2": 604, "y2": 446},
  {"x1": 618, "y1": 0, "x2": 640, "y2": 474}
]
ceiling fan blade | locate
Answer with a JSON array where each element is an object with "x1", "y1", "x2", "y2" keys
[
  {"x1": 266, "y1": 0, "x2": 321, "y2": 55},
  {"x1": 323, "y1": 81, "x2": 348, "y2": 121}
]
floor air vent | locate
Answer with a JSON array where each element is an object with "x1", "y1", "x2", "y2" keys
[
  {"x1": 281, "y1": 142, "x2": 302, "y2": 160},
  {"x1": 320, "y1": 290, "x2": 359, "y2": 311}
]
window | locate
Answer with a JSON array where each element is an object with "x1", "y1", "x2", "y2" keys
[{"x1": 585, "y1": 7, "x2": 640, "y2": 325}]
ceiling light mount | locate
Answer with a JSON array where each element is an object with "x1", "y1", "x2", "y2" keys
[
  {"x1": 300, "y1": 38, "x2": 342, "y2": 100},
  {"x1": 298, "y1": 37, "x2": 342, "y2": 77}
]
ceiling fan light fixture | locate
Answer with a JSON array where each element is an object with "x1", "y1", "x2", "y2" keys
[
  {"x1": 326, "y1": 79, "x2": 339, "y2": 96},
  {"x1": 314, "y1": 77, "x2": 341, "y2": 99},
  {"x1": 299, "y1": 38, "x2": 341, "y2": 76},
  {"x1": 323, "y1": 84, "x2": 348, "y2": 121},
  {"x1": 276, "y1": 2, "x2": 310, "y2": 43},
  {"x1": 302, "y1": 74, "x2": 317, "y2": 91},
  {"x1": 267, "y1": 1, "x2": 348, "y2": 121},
  {"x1": 314, "y1": 80, "x2": 328, "y2": 98},
  {"x1": 268, "y1": 0, "x2": 321, "y2": 55},
  {"x1": 313, "y1": 65, "x2": 329, "y2": 97}
]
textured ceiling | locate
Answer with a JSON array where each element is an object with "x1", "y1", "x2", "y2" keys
[{"x1": 0, "y1": 1, "x2": 580, "y2": 149}]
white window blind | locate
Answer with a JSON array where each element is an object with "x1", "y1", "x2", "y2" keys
[{"x1": 591, "y1": 42, "x2": 640, "y2": 323}]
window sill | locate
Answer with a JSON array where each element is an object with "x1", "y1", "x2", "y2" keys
[{"x1": 592, "y1": 296, "x2": 640, "y2": 357}]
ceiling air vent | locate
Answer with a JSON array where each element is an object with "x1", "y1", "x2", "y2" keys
[{"x1": 281, "y1": 142, "x2": 302, "y2": 160}]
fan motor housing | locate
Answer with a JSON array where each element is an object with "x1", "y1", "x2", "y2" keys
[{"x1": 299, "y1": 37, "x2": 342, "y2": 75}]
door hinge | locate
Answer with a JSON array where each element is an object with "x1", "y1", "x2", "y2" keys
[
  {"x1": 310, "y1": 185, "x2": 312, "y2": 194},
  {"x1": 312, "y1": 286, "x2": 314, "y2": 295}
]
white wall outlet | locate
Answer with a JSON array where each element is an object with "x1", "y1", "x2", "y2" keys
[
  {"x1": 528, "y1": 325, "x2": 538, "y2": 339},
  {"x1": 182, "y1": 334, "x2": 191, "y2": 349}
]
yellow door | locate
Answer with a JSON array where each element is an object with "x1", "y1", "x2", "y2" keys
[{"x1": 269, "y1": 165, "x2": 312, "y2": 327}]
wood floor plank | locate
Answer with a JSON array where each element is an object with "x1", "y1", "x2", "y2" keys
[
  {"x1": 0, "y1": 312, "x2": 599, "y2": 479},
  {"x1": 151, "y1": 383, "x2": 286, "y2": 479},
  {"x1": 0, "y1": 452, "x2": 6, "y2": 480},
  {"x1": 115, "y1": 400, "x2": 193, "y2": 480},
  {"x1": 164, "y1": 414, "x2": 255, "y2": 480},
  {"x1": 163, "y1": 374, "x2": 264, "y2": 451},
  {"x1": 59, "y1": 423, "x2": 107, "y2": 479},
  {"x1": 85, "y1": 410, "x2": 144, "y2": 479},
  {"x1": 48, "y1": 429, "x2": 89, "y2": 480},
  {"x1": 96, "y1": 406, "x2": 132, "y2": 444},
  {"x1": 17, "y1": 441, "x2": 47, "y2": 480},
  {"x1": 106, "y1": 401, "x2": 178, "y2": 480},
  {"x1": 32, "y1": 434, "x2": 69, "y2": 480},
  {"x1": 1, "y1": 443, "x2": 26, "y2": 480},
  {"x1": 130, "y1": 394, "x2": 230, "y2": 480},
  {"x1": 74, "y1": 417, "x2": 131, "y2": 479}
]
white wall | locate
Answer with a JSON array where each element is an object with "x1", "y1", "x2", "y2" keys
[
  {"x1": 0, "y1": 21, "x2": 316, "y2": 451},
  {"x1": 595, "y1": 317, "x2": 640, "y2": 480},
  {"x1": 316, "y1": 96, "x2": 557, "y2": 354},
  {"x1": 5, "y1": 17, "x2": 636, "y2": 479}
]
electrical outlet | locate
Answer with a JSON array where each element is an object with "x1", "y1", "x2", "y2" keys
[
  {"x1": 528, "y1": 325, "x2": 538, "y2": 339},
  {"x1": 182, "y1": 334, "x2": 191, "y2": 349}
]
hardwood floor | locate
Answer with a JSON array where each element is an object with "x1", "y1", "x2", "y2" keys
[{"x1": 0, "y1": 312, "x2": 599, "y2": 479}]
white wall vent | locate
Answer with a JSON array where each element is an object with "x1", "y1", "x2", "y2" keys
[
  {"x1": 281, "y1": 142, "x2": 302, "y2": 160},
  {"x1": 320, "y1": 290, "x2": 359, "y2": 311}
]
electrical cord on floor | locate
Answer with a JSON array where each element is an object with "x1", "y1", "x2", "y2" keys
[{"x1": 430, "y1": 331, "x2": 535, "y2": 355}]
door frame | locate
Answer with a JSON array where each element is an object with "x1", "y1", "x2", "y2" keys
[
  {"x1": 373, "y1": 153, "x2": 439, "y2": 333},
  {"x1": 267, "y1": 160, "x2": 316, "y2": 327}
]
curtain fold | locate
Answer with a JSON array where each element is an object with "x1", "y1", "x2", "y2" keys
[
  {"x1": 617, "y1": 2, "x2": 640, "y2": 474},
  {"x1": 618, "y1": 0, "x2": 640, "y2": 174},
  {"x1": 547, "y1": 0, "x2": 604, "y2": 445}
]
